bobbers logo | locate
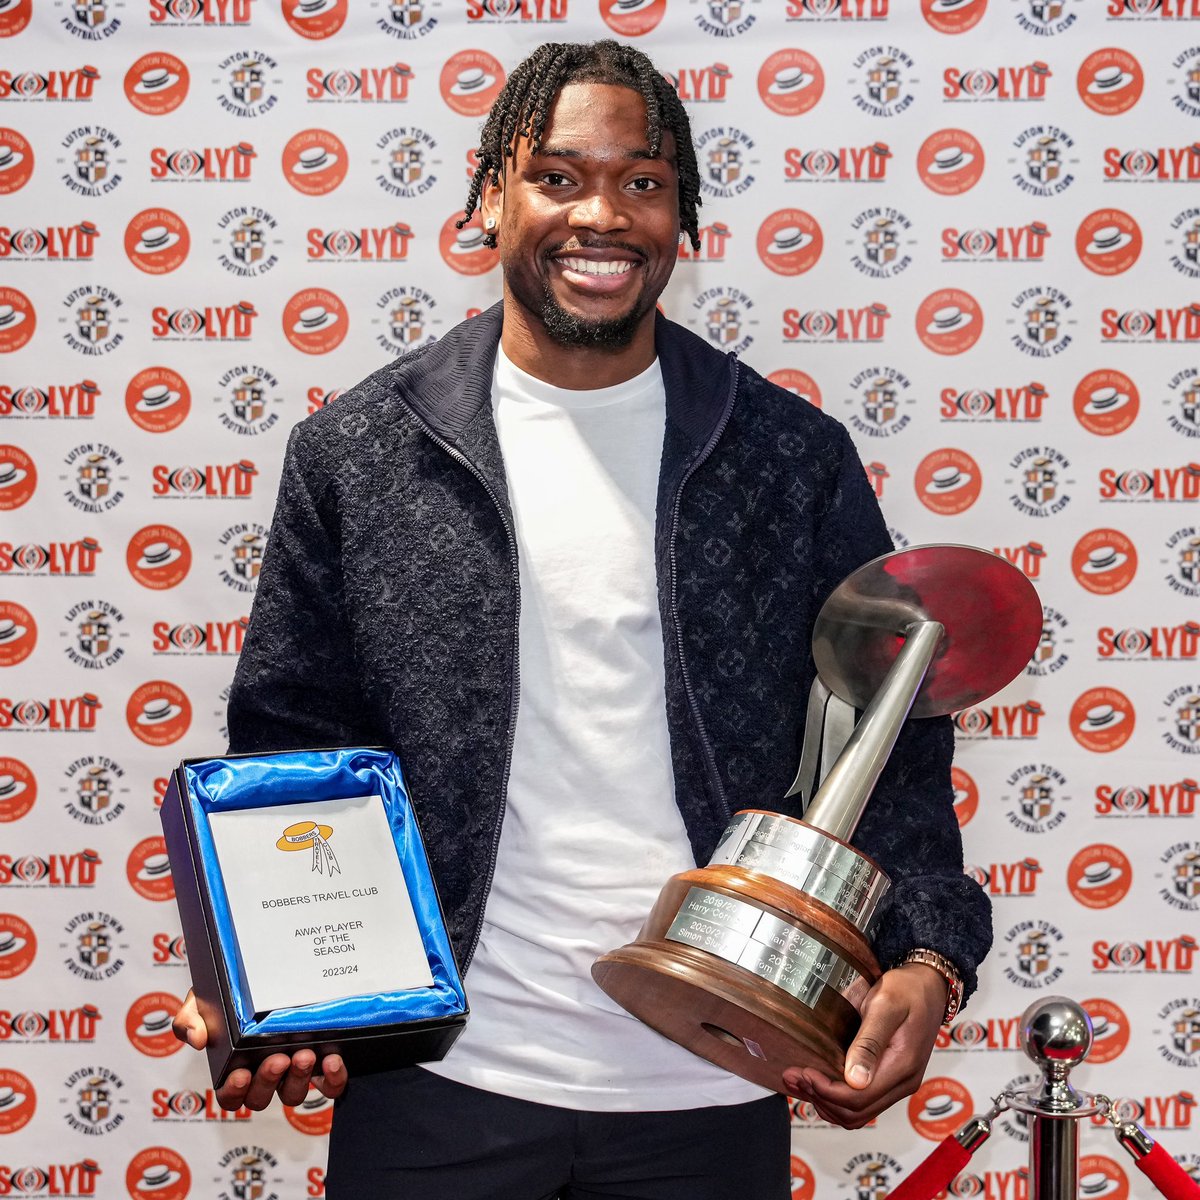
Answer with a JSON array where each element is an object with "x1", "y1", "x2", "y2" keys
[
  {"x1": 151, "y1": 0, "x2": 254, "y2": 23},
  {"x1": 376, "y1": 0, "x2": 440, "y2": 39},
  {"x1": 2, "y1": 377, "x2": 99, "y2": 421},
  {"x1": 63, "y1": 756, "x2": 128, "y2": 825},
  {"x1": 994, "y1": 541, "x2": 1047, "y2": 579},
  {"x1": 1073, "y1": 529, "x2": 1137, "y2": 594},
  {"x1": 915, "y1": 448, "x2": 980, "y2": 515},
  {"x1": 307, "y1": 62, "x2": 413, "y2": 103},
  {"x1": 154, "y1": 300, "x2": 256, "y2": 343},
  {"x1": 126, "y1": 368, "x2": 189, "y2": 434},
  {"x1": 439, "y1": 213, "x2": 494, "y2": 275},
  {"x1": 215, "y1": 207, "x2": 279, "y2": 277},
  {"x1": 126, "y1": 837, "x2": 174, "y2": 904},
  {"x1": 61, "y1": 599, "x2": 126, "y2": 670},
  {"x1": 0, "y1": 444, "x2": 36, "y2": 510},
  {"x1": 943, "y1": 221, "x2": 1047, "y2": 264},
  {"x1": 1002, "y1": 920, "x2": 1065, "y2": 989},
  {"x1": 0, "y1": 914, "x2": 36, "y2": 979},
  {"x1": 216, "y1": 1146, "x2": 281, "y2": 1200},
  {"x1": 0, "y1": 0, "x2": 31, "y2": 35},
  {"x1": 1072, "y1": 1158, "x2": 1128, "y2": 1200},
  {"x1": 0, "y1": 1069, "x2": 35, "y2": 1134},
  {"x1": 0, "y1": 693, "x2": 100, "y2": 733},
  {"x1": 466, "y1": 0, "x2": 568, "y2": 20},
  {"x1": 217, "y1": 523, "x2": 269, "y2": 592},
  {"x1": 916, "y1": 290, "x2": 982, "y2": 355},
  {"x1": 284, "y1": 1087, "x2": 334, "y2": 1136},
  {"x1": 374, "y1": 286, "x2": 437, "y2": 356},
  {"x1": 1068, "y1": 844, "x2": 1133, "y2": 908},
  {"x1": 126, "y1": 1147, "x2": 190, "y2": 1200},
  {"x1": 908, "y1": 1078, "x2": 973, "y2": 1141},
  {"x1": 758, "y1": 209, "x2": 822, "y2": 275},
  {"x1": 951, "y1": 765, "x2": 978, "y2": 826},
  {"x1": 1157, "y1": 996, "x2": 1200, "y2": 1067},
  {"x1": 152, "y1": 1087, "x2": 248, "y2": 1122},
  {"x1": 126, "y1": 209, "x2": 189, "y2": 276},
  {"x1": 126, "y1": 992, "x2": 183, "y2": 1057},
  {"x1": 1070, "y1": 687, "x2": 1135, "y2": 752},
  {"x1": 1, "y1": 536, "x2": 100, "y2": 577},
  {"x1": 917, "y1": 129, "x2": 984, "y2": 198},
  {"x1": 943, "y1": 61, "x2": 1049, "y2": 101},
  {"x1": 678, "y1": 220, "x2": 732, "y2": 264},
  {"x1": 0, "y1": 756, "x2": 36, "y2": 823},
  {"x1": 844, "y1": 366, "x2": 912, "y2": 438},
  {"x1": 216, "y1": 52, "x2": 280, "y2": 118},
  {"x1": 124, "y1": 54, "x2": 188, "y2": 116},
  {"x1": 783, "y1": 302, "x2": 889, "y2": 344},
  {"x1": 1013, "y1": 0, "x2": 1079, "y2": 33},
  {"x1": 0, "y1": 848, "x2": 99, "y2": 889},
  {"x1": 0, "y1": 287, "x2": 35, "y2": 353},
  {"x1": 848, "y1": 207, "x2": 912, "y2": 278},
  {"x1": 125, "y1": 684, "x2": 190, "y2": 749},
  {"x1": 1078, "y1": 50, "x2": 1143, "y2": 116},
  {"x1": 1103, "y1": 142, "x2": 1200, "y2": 183},
  {"x1": 1171, "y1": 48, "x2": 1200, "y2": 116},
  {"x1": 62, "y1": 910, "x2": 126, "y2": 980},
  {"x1": 786, "y1": 0, "x2": 889, "y2": 19},
  {"x1": 758, "y1": 51, "x2": 821, "y2": 115},
  {"x1": 283, "y1": 130, "x2": 347, "y2": 196},
  {"x1": 935, "y1": 1014, "x2": 1023, "y2": 1055},
  {"x1": 1082, "y1": 998, "x2": 1130, "y2": 1064},
  {"x1": 1003, "y1": 763, "x2": 1069, "y2": 833},
  {"x1": 1009, "y1": 287, "x2": 1073, "y2": 357},
  {"x1": 0, "y1": 1002, "x2": 100, "y2": 1043},
  {"x1": 1101, "y1": 302, "x2": 1200, "y2": 343},
  {"x1": 691, "y1": 287, "x2": 756, "y2": 356},
  {"x1": 966, "y1": 856, "x2": 1042, "y2": 898},
  {"x1": 0, "y1": 601, "x2": 34, "y2": 667},
  {"x1": 697, "y1": 126, "x2": 758, "y2": 199},
  {"x1": 1094, "y1": 936, "x2": 1198, "y2": 975},
  {"x1": 838, "y1": 1152, "x2": 903, "y2": 1200},
  {"x1": 1074, "y1": 369, "x2": 1138, "y2": 436},
  {"x1": 768, "y1": 370, "x2": 821, "y2": 408},
  {"x1": 851, "y1": 46, "x2": 916, "y2": 117},
  {"x1": 127, "y1": 526, "x2": 191, "y2": 590},
  {"x1": 285, "y1": 289, "x2": 347, "y2": 354},
  {"x1": 0, "y1": 128, "x2": 34, "y2": 194},
  {"x1": 283, "y1": 0, "x2": 347, "y2": 38},
  {"x1": 1162, "y1": 686, "x2": 1200, "y2": 754},
  {"x1": 790, "y1": 1155, "x2": 816, "y2": 1200},
  {"x1": 1096, "y1": 777, "x2": 1199, "y2": 819},
  {"x1": 943, "y1": 382, "x2": 1046, "y2": 424},
  {"x1": 954, "y1": 698, "x2": 1044, "y2": 740},
  {"x1": 0, "y1": 64, "x2": 100, "y2": 102},
  {"x1": 1165, "y1": 526, "x2": 1200, "y2": 597},
  {"x1": 1007, "y1": 445, "x2": 1072, "y2": 517},
  {"x1": 439, "y1": 51, "x2": 504, "y2": 116},
  {"x1": 1, "y1": 219, "x2": 99, "y2": 263},
  {"x1": 215, "y1": 366, "x2": 280, "y2": 435},
  {"x1": 150, "y1": 141, "x2": 255, "y2": 184},
  {"x1": 1076, "y1": 209, "x2": 1141, "y2": 276},
  {"x1": 1011, "y1": 125, "x2": 1076, "y2": 196},
  {"x1": 784, "y1": 142, "x2": 891, "y2": 184},
  {"x1": 62, "y1": 1065, "x2": 125, "y2": 1135}
]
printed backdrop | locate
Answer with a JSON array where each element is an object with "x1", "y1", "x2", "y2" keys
[{"x1": 2, "y1": 0, "x2": 1200, "y2": 1196}]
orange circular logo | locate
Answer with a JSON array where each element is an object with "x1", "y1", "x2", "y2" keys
[
  {"x1": 1077, "y1": 1156, "x2": 1129, "y2": 1200},
  {"x1": 125, "y1": 53, "x2": 189, "y2": 116},
  {"x1": 757, "y1": 209, "x2": 822, "y2": 276},
  {"x1": 789, "y1": 1155, "x2": 816, "y2": 1200},
  {"x1": 125, "y1": 208, "x2": 190, "y2": 275},
  {"x1": 917, "y1": 129, "x2": 985, "y2": 196},
  {"x1": 284, "y1": 1085, "x2": 335, "y2": 1135},
  {"x1": 126, "y1": 1147, "x2": 190, "y2": 1200},
  {"x1": 1071, "y1": 529, "x2": 1137, "y2": 595},
  {"x1": 767, "y1": 369, "x2": 821, "y2": 408},
  {"x1": 282, "y1": 0, "x2": 347, "y2": 38},
  {"x1": 909, "y1": 1077, "x2": 973, "y2": 1141},
  {"x1": 439, "y1": 212, "x2": 497, "y2": 276},
  {"x1": 916, "y1": 289, "x2": 983, "y2": 355},
  {"x1": 599, "y1": 0, "x2": 665, "y2": 35},
  {"x1": 126, "y1": 835, "x2": 176, "y2": 900},
  {"x1": 126, "y1": 683, "x2": 191, "y2": 749},
  {"x1": 922, "y1": 0, "x2": 987, "y2": 33},
  {"x1": 0, "y1": 128, "x2": 33, "y2": 194},
  {"x1": 127, "y1": 526, "x2": 192, "y2": 590},
  {"x1": 284, "y1": 288, "x2": 348, "y2": 354},
  {"x1": 952, "y1": 765, "x2": 978, "y2": 827},
  {"x1": 1078, "y1": 50, "x2": 1143, "y2": 116},
  {"x1": 1076, "y1": 209, "x2": 1141, "y2": 276},
  {"x1": 758, "y1": 50, "x2": 824, "y2": 117},
  {"x1": 916, "y1": 449, "x2": 981, "y2": 516},
  {"x1": 127, "y1": 991, "x2": 184, "y2": 1056},
  {"x1": 126, "y1": 367, "x2": 191, "y2": 434},
  {"x1": 0, "y1": 600, "x2": 35, "y2": 667},
  {"x1": 1070, "y1": 687, "x2": 1135, "y2": 753},
  {"x1": 0, "y1": 758, "x2": 36, "y2": 823},
  {"x1": 0, "y1": 287, "x2": 36, "y2": 353},
  {"x1": 1073, "y1": 369, "x2": 1138, "y2": 436},
  {"x1": 283, "y1": 129, "x2": 348, "y2": 196},
  {"x1": 0, "y1": 0, "x2": 31, "y2": 36},
  {"x1": 0, "y1": 1068, "x2": 35, "y2": 1134},
  {"x1": 440, "y1": 50, "x2": 504, "y2": 117},
  {"x1": 0, "y1": 443, "x2": 36, "y2": 509},
  {"x1": 0, "y1": 914, "x2": 35, "y2": 978},
  {"x1": 1068, "y1": 844, "x2": 1133, "y2": 909},
  {"x1": 1081, "y1": 998, "x2": 1130, "y2": 1064}
]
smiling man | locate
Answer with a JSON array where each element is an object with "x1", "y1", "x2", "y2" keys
[{"x1": 173, "y1": 39, "x2": 990, "y2": 1200}]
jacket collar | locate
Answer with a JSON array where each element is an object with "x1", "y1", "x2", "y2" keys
[{"x1": 392, "y1": 299, "x2": 736, "y2": 457}]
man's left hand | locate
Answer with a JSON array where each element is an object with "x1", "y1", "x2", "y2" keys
[{"x1": 781, "y1": 964, "x2": 947, "y2": 1129}]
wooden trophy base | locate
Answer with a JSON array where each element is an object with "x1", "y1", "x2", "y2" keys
[{"x1": 593, "y1": 866, "x2": 882, "y2": 1093}]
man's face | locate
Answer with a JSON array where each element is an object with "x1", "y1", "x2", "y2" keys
[{"x1": 482, "y1": 81, "x2": 681, "y2": 349}]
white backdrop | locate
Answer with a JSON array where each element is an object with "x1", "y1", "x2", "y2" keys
[{"x1": 1, "y1": 0, "x2": 1199, "y2": 1197}]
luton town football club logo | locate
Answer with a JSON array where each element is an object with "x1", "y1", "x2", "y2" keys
[
  {"x1": 692, "y1": 0, "x2": 761, "y2": 37},
  {"x1": 1026, "y1": 606, "x2": 1070, "y2": 676},
  {"x1": 1007, "y1": 445, "x2": 1072, "y2": 517},
  {"x1": 374, "y1": 0, "x2": 440, "y2": 39},
  {"x1": 61, "y1": 286, "x2": 124, "y2": 356},
  {"x1": 1162, "y1": 686, "x2": 1200, "y2": 754},
  {"x1": 58, "y1": 126, "x2": 124, "y2": 196},
  {"x1": 1166, "y1": 369, "x2": 1200, "y2": 438},
  {"x1": 691, "y1": 287, "x2": 756, "y2": 355},
  {"x1": 217, "y1": 525, "x2": 269, "y2": 592},
  {"x1": 216, "y1": 1146, "x2": 281, "y2": 1200},
  {"x1": 59, "y1": 0, "x2": 123, "y2": 41},
  {"x1": 1165, "y1": 527, "x2": 1200, "y2": 597},
  {"x1": 375, "y1": 127, "x2": 439, "y2": 199},
  {"x1": 844, "y1": 367, "x2": 912, "y2": 438},
  {"x1": 840, "y1": 1152, "x2": 904, "y2": 1200},
  {"x1": 1003, "y1": 763, "x2": 1070, "y2": 834},
  {"x1": 848, "y1": 207, "x2": 913, "y2": 278},
  {"x1": 1168, "y1": 47, "x2": 1200, "y2": 118},
  {"x1": 1156, "y1": 996, "x2": 1200, "y2": 1068},
  {"x1": 1009, "y1": 287, "x2": 1074, "y2": 357},
  {"x1": 1012, "y1": 0, "x2": 1079, "y2": 34},
  {"x1": 1170, "y1": 212, "x2": 1200, "y2": 280},
  {"x1": 61, "y1": 600, "x2": 126, "y2": 669},
  {"x1": 216, "y1": 52, "x2": 281, "y2": 118},
  {"x1": 1157, "y1": 841, "x2": 1200, "y2": 911},
  {"x1": 62, "y1": 1066, "x2": 125, "y2": 1135},
  {"x1": 216, "y1": 365, "x2": 282, "y2": 435},
  {"x1": 1011, "y1": 125, "x2": 1077, "y2": 196},
  {"x1": 851, "y1": 46, "x2": 916, "y2": 117},
  {"x1": 375, "y1": 286, "x2": 440, "y2": 355},
  {"x1": 216, "y1": 207, "x2": 280, "y2": 277},
  {"x1": 62, "y1": 757, "x2": 127, "y2": 825},
  {"x1": 1003, "y1": 920, "x2": 1065, "y2": 989},
  {"x1": 696, "y1": 127, "x2": 758, "y2": 199},
  {"x1": 61, "y1": 444, "x2": 126, "y2": 513}
]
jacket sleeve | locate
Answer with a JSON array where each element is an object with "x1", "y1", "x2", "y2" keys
[
  {"x1": 808, "y1": 427, "x2": 992, "y2": 1004},
  {"x1": 226, "y1": 421, "x2": 379, "y2": 754}
]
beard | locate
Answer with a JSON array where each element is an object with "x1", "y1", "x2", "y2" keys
[{"x1": 537, "y1": 274, "x2": 647, "y2": 349}]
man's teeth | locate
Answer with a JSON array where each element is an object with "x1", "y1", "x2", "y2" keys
[{"x1": 560, "y1": 257, "x2": 634, "y2": 276}]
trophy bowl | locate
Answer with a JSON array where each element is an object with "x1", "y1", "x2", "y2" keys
[{"x1": 592, "y1": 545, "x2": 1041, "y2": 1092}]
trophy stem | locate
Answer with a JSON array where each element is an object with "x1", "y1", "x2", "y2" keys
[{"x1": 803, "y1": 619, "x2": 944, "y2": 843}]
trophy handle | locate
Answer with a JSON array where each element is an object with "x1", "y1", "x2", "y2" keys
[{"x1": 784, "y1": 678, "x2": 856, "y2": 810}]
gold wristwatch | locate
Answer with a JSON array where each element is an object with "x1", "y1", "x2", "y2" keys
[{"x1": 898, "y1": 948, "x2": 964, "y2": 1026}]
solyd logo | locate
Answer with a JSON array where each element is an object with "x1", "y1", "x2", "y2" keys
[
  {"x1": 466, "y1": 0, "x2": 567, "y2": 20},
  {"x1": 943, "y1": 62, "x2": 1050, "y2": 102},
  {"x1": 0, "y1": 537, "x2": 100, "y2": 576},
  {"x1": 943, "y1": 383, "x2": 1046, "y2": 423},
  {"x1": 150, "y1": 0, "x2": 254, "y2": 22},
  {"x1": 935, "y1": 1013, "x2": 1023, "y2": 1053},
  {"x1": 954, "y1": 700, "x2": 1044, "y2": 740},
  {"x1": 1098, "y1": 622, "x2": 1200, "y2": 661},
  {"x1": 965, "y1": 858, "x2": 1042, "y2": 897},
  {"x1": 0, "y1": 1003, "x2": 100, "y2": 1042},
  {"x1": 1093, "y1": 935, "x2": 1198, "y2": 973},
  {"x1": 151, "y1": 1087, "x2": 251, "y2": 1122},
  {"x1": 677, "y1": 220, "x2": 732, "y2": 263},
  {"x1": 0, "y1": 221, "x2": 98, "y2": 262},
  {"x1": 1103, "y1": 142, "x2": 1200, "y2": 182},
  {"x1": 783, "y1": 303, "x2": 889, "y2": 344},
  {"x1": 942, "y1": 222, "x2": 1049, "y2": 263},
  {"x1": 150, "y1": 142, "x2": 256, "y2": 183},
  {"x1": 307, "y1": 223, "x2": 413, "y2": 263},
  {"x1": 1099, "y1": 462, "x2": 1200, "y2": 502},
  {"x1": 1096, "y1": 777, "x2": 1199, "y2": 817},
  {"x1": 786, "y1": 0, "x2": 889, "y2": 18},
  {"x1": 994, "y1": 541, "x2": 1047, "y2": 579},
  {"x1": 0, "y1": 850, "x2": 100, "y2": 888},
  {"x1": 667, "y1": 62, "x2": 732, "y2": 104},
  {"x1": 1102, "y1": 303, "x2": 1200, "y2": 342},
  {"x1": 784, "y1": 142, "x2": 890, "y2": 184},
  {"x1": 152, "y1": 617, "x2": 247, "y2": 656},
  {"x1": 0, "y1": 694, "x2": 100, "y2": 732},
  {"x1": 152, "y1": 301, "x2": 256, "y2": 341},
  {"x1": 0, "y1": 65, "x2": 100, "y2": 101},
  {"x1": 0, "y1": 378, "x2": 98, "y2": 418},
  {"x1": 306, "y1": 63, "x2": 414, "y2": 103},
  {"x1": 151, "y1": 460, "x2": 257, "y2": 500},
  {"x1": 0, "y1": 1159, "x2": 100, "y2": 1195},
  {"x1": 1093, "y1": 1093, "x2": 1196, "y2": 1134}
]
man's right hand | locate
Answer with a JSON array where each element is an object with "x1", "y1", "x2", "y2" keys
[{"x1": 171, "y1": 989, "x2": 349, "y2": 1112}]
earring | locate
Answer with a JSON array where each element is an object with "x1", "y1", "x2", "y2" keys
[{"x1": 485, "y1": 217, "x2": 497, "y2": 232}]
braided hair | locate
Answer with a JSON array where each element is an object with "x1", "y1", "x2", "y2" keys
[{"x1": 458, "y1": 40, "x2": 703, "y2": 252}]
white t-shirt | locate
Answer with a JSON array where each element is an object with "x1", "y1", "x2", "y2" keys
[{"x1": 424, "y1": 346, "x2": 768, "y2": 1111}]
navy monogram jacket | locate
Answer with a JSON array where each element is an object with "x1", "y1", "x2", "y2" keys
[{"x1": 227, "y1": 301, "x2": 992, "y2": 999}]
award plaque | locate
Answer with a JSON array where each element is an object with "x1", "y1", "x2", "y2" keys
[
  {"x1": 160, "y1": 746, "x2": 468, "y2": 1088},
  {"x1": 593, "y1": 545, "x2": 1041, "y2": 1092}
]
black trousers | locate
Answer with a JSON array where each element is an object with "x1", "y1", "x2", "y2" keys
[{"x1": 326, "y1": 1067, "x2": 791, "y2": 1200}]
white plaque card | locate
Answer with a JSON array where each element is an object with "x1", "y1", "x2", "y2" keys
[{"x1": 208, "y1": 794, "x2": 435, "y2": 1013}]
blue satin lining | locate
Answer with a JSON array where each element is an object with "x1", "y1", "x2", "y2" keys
[{"x1": 184, "y1": 748, "x2": 467, "y2": 1038}]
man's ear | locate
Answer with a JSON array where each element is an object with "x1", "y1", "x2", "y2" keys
[{"x1": 480, "y1": 168, "x2": 503, "y2": 234}]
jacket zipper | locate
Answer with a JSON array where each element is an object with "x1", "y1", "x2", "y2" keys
[
  {"x1": 668, "y1": 355, "x2": 741, "y2": 823},
  {"x1": 399, "y1": 401, "x2": 520, "y2": 975}
]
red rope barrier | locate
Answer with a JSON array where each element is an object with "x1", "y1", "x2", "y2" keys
[
  {"x1": 885, "y1": 1136, "x2": 973, "y2": 1200},
  {"x1": 1129, "y1": 1140, "x2": 1200, "y2": 1200}
]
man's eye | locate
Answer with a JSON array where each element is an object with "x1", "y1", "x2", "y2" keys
[
  {"x1": 541, "y1": 172, "x2": 572, "y2": 186},
  {"x1": 629, "y1": 177, "x2": 661, "y2": 191}
]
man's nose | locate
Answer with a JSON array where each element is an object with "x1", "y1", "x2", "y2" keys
[{"x1": 568, "y1": 187, "x2": 632, "y2": 233}]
